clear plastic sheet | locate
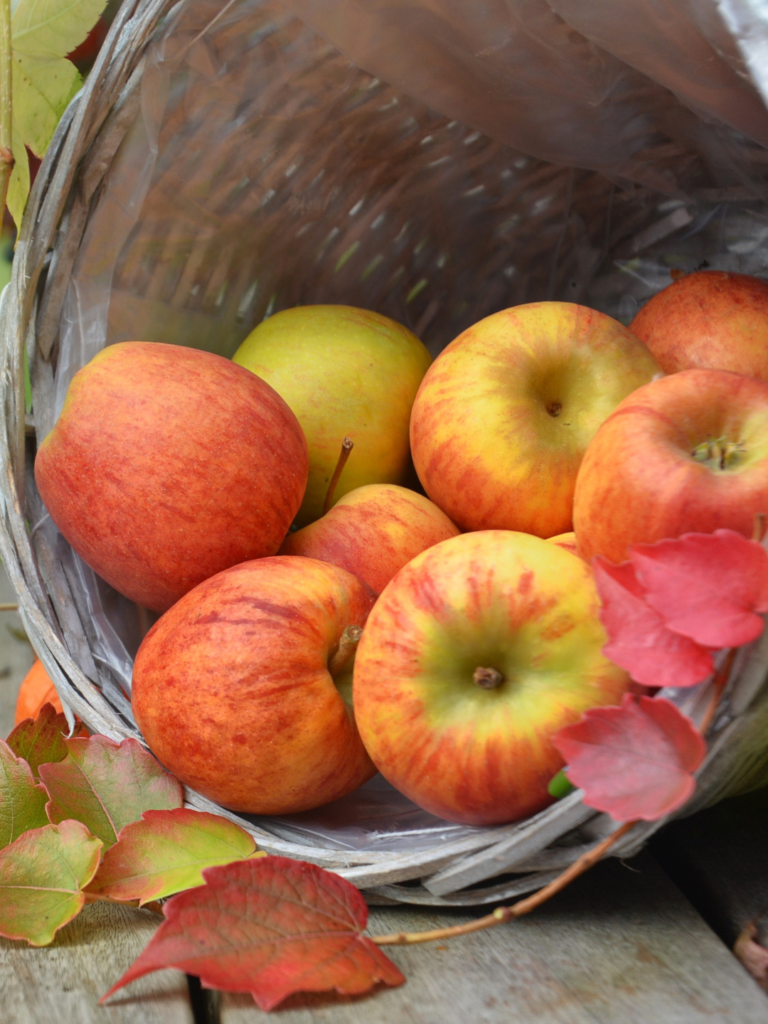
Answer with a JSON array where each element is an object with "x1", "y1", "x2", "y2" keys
[{"x1": 44, "y1": 0, "x2": 768, "y2": 849}]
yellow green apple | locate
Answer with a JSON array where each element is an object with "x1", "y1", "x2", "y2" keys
[
  {"x1": 353, "y1": 530, "x2": 629, "y2": 826},
  {"x1": 409, "y1": 302, "x2": 661, "y2": 537},
  {"x1": 280, "y1": 483, "x2": 460, "y2": 595},
  {"x1": 233, "y1": 305, "x2": 432, "y2": 526}
]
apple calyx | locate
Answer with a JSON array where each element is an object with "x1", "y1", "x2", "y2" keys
[
  {"x1": 473, "y1": 666, "x2": 505, "y2": 690},
  {"x1": 322, "y1": 437, "x2": 355, "y2": 515},
  {"x1": 328, "y1": 624, "x2": 363, "y2": 677},
  {"x1": 546, "y1": 401, "x2": 563, "y2": 419},
  {"x1": 690, "y1": 436, "x2": 746, "y2": 471}
]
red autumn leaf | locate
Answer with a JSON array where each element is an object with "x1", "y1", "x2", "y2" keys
[
  {"x1": 553, "y1": 694, "x2": 706, "y2": 821},
  {"x1": 593, "y1": 558, "x2": 715, "y2": 688},
  {"x1": 88, "y1": 808, "x2": 263, "y2": 906},
  {"x1": 102, "y1": 856, "x2": 405, "y2": 1011},
  {"x1": 40, "y1": 735, "x2": 183, "y2": 848},
  {"x1": 6, "y1": 703, "x2": 71, "y2": 777},
  {"x1": 630, "y1": 530, "x2": 768, "y2": 648},
  {"x1": 734, "y1": 924, "x2": 768, "y2": 983},
  {"x1": 0, "y1": 739, "x2": 49, "y2": 849}
]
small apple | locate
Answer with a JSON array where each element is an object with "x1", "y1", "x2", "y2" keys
[
  {"x1": 353, "y1": 530, "x2": 629, "y2": 826},
  {"x1": 280, "y1": 483, "x2": 460, "y2": 595},
  {"x1": 14, "y1": 661, "x2": 62, "y2": 725},
  {"x1": 630, "y1": 270, "x2": 768, "y2": 380},
  {"x1": 34, "y1": 342, "x2": 308, "y2": 613},
  {"x1": 409, "y1": 302, "x2": 661, "y2": 537},
  {"x1": 232, "y1": 305, "x2": 432, "y2": 526},
  {"x1": 574, "y1": 368, "x2": 768, "y2": 564},
  {"x1": 132, "y1": 556, "x2": 376, "y2": 815}
]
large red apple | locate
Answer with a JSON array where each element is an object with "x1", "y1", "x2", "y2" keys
[
  {"x1": 630, "y1": 270, "x2": 768, "y2": 380},
  {"x1": 353, "y1": 530, "x2": 629, "y2": 826},
  {"x1": 409, "y1": 302, "x2": 661, "y2": 537},
  {"x1": 574, "y1": 368, "x2": 768, "y2": 564},
  {"x1": 132, "y1": 556, "x2": 376, "y2": 814},
  {"x1": 280, "y1": 483, "x2": 459, "y2": 595},
  {"x1": 34, "y1": 342, "x2": 308, "y2": 612}
]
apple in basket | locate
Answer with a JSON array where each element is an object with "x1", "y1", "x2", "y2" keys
[
  {"x1": 233, "y1": 305, "x2": 432, "y2": 527},
  {"x1": 409, "y1": 301, "x2": 661, "y2": 538},
  {"x1": 34, "y1": 342, "x2": 308, "y2": 613},
  {"x1": 132, "y1": 556, "x2": 376, "y2": 814},
  {"x1": 280, "y1": 483, "x2": 460, "y2": 595},
  {"x1": 352, "y1": 530, "x2": 629, "y2": 826},
  {"x1": 630, "y1": 270, "x2": 768, "y2": 381},
  {"x1": 574, "y1": 368, "x2": 768, "y2": 564}
]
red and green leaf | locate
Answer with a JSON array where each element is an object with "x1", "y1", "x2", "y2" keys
[
  {"x1": 553, "y1": 694, "x2": 706, "y2": 821},
  {"x1": 0, "y1": 738, "x2": 49, "y2": 849},
  {"x1": 593, "y1": 558, "x2": 715, "y2": 688},
  {"x1": 0, "y1": 820, "x2": 102, "y2": 946},
  {"x1": 88, "y1": 808, "x2": 263, "y2": 906},
  {"x1": 6, "y1": 703, "x2": 71, "y2": 777},
  {"x1": 630, "y1": 530, "x2": 768, "y2": 648},
  {"x1": 102, "y1": 856, "x2": 405, "y2": 1010},
  {"x1": 40, "y1": 735, "x2": 183, "y2": 848}
]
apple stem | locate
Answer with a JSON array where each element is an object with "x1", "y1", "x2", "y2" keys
[
  {"x1": 328, "y1": 624, "x2": 363, "y2": 676},
  {"x1": 372, "y1": 819, "x2": 638, "y2": 946},
  {"x1": 323, "y1": 437, "x2": 354, "y2": 515},
  {"x1": 753, "y1": 513, "x2": 766, "y2": 544},
  {"x1": 371, "y1": 820, "x2": 637, "y2": 947},
  {"x1": 473, "y1": 667, "x2": 504, "y2": 689}
]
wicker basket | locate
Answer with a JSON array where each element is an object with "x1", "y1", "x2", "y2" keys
[{"x1": 3, "y1": 0, "x2": 768, "y2": 906}]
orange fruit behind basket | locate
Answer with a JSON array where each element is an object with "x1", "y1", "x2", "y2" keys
[{"x1": 14, "y1": 659, "x2": 63, "y2": 725}]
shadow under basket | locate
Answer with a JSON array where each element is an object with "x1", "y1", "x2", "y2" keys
[{"x1": 2, "y1": 0, "x2": 768, "y2": 905}]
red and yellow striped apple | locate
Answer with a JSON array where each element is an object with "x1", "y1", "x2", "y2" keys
[
  {"x1": 353, "y1": 530, "x2": 629, "y2": 826},
  {"x1": 574, "y1": 368, "x2": 768, "y2": 564},
  {"x1": 409, "y1": 302, "x2": 661, "y2": 537},
  {"x1": 132, "y1": 556, "x2": 376, "y2": 815},
  {"x1": 630, "y1": 270, "x2": 768, "y2": 380},
  {"x1": 35, "y1": 342, "x2": 308, "y2": 613},
  {"x1": 280, "y1": 483, "x2": 459, "y2": 595}
]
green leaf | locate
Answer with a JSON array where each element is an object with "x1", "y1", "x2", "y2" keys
[
  {"x1": 0, "y1": 819, "x2": 102, "y2": 945},
  {"x1": 547, "y1": 769, "x2": 575, "y2": 800},
  {"x1": 6, "y1": 125, "x2": 29, "y2": 231},
  {"x1": 5, "y1": 702, "x2": 71, "y2": 777},
  {"x1": 88, "y1": 808, "x2": 264, "y2": 906},
  {"x1": 12, "y1": 0, "x2": 107, "y2": 58},
  {"x1": 12, "y1": 51, "x2": 80, "y2": 157},
  {"x1": 0, "y1": 738, "x2": 49, "y2": 849},
  {"x1": 40, "y1": 735, "x2": 184, "y2": 848}
]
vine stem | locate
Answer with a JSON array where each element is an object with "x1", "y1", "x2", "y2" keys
[
  {"x1": 372, "y1": 819, "x2": 637, "y2": 946},
  {"x1": 0, "y1": 0, "x2": 12, "y2": 215}
]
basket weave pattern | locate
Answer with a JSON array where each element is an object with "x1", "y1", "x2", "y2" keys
[{"x1": 2, "y1": 0, "x2": 768, "y2": 905}]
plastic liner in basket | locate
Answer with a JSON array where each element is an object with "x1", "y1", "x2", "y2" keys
[{"x1": 3, "y1": 0, "x2": 768, "y2": 904}]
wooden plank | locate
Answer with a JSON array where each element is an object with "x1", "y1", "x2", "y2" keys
[
  {"x1": 652, "y1": 786, "x2": 768, "y2": 953},
  {"x1": 218, "y1": 853, "x2": 768, "y2": 1024},
  {"x1": 0, "y1": 902, "x2": 195, "y2": 1024}
]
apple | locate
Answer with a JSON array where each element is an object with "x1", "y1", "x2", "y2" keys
[
  {"x1": 280, "y1": 483, "x2": 460, "y2": 595},
  {"x1": 409, "y1": 302, "x2": 661, "y2": 537},
  {"x1": 573, "y1": 368, "x2": 768, "y2": 564},
  {"x1": 14, "y1": 661, "x2": 62, "y2": 725},
  {"x1": 353, "y1": 530, "x2": 629, "y2": 826},
  {"x1": 34, "y1": 342, "x2": 308, "y2": 613},
  {"x1": 132, "y1": 556, "x2": 376, "y2": 815},
  {"x1": 232, "y1": 305, "x2": 432, "y2": 527},
  {"x1": 549, "y1": 531, "x2": 579, "y2": 557},
  {"x1": 630, "y1": 270, "x2": 768, "y2": 380}
]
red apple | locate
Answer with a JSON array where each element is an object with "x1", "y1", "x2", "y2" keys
[
  {"x1": 132, "y1": 556, "x2": 376, "y2": 814},
  {"x1": 409, "y1": 302, "x2": 661, "y2": 537},
  {"x1": 353, "y1": 531, "x2": 629, "y2": 826},
  {"x1": 34, "y1": 342, "x2": 308, "y2": 612},
  {"x1": 630, "y1": 270, "x2": 768, "y2": 380},
  {"x1": 574, "y1": 368, "x2": 768, "y2": 564},
  {"x1": 280, "y1": 483, "x2": 460, "y2": 595}
]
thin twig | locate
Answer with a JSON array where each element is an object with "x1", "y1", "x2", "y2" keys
[
  {"x1": 372, "y1": 820, "x2": 637, "y2": 946},
  {"x1": 0, "y1": 0, "x2": 12, "y2": 214},
  {"x1": 699, "y1": 647, "x2": 737, "y2": 736},
  {"x1": 0, "y1": 602, "x2": 17, "y2": 611},
  {"x1": 322, "y1": 437, "x2": 354, "y2": 515}
]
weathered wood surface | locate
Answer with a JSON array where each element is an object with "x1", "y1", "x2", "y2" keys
[
  {"x1": 653, "y1": 786, "x2": 768, "y2": 957},
  {"x1": 0, "y1": 902, "x2": 194, "y2": 1024},
  {"x1": 218, "y1": 853, "x2": 768, "y2": 1024}
]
